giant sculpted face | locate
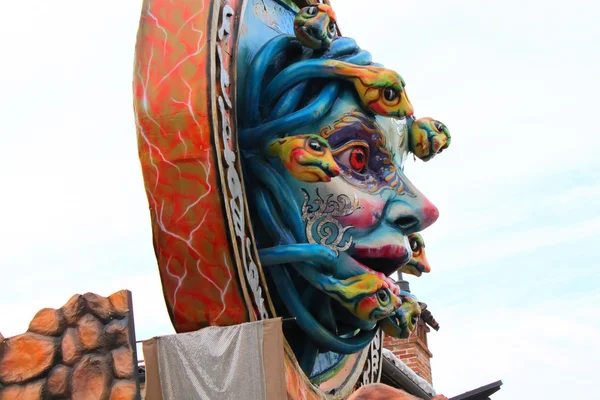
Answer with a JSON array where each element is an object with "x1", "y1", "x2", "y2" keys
[{"x1": 134, "y1": 0, "x2": 450, "y2": 398}]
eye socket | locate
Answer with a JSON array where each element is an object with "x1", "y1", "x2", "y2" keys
[
  {"x1": 410, "y1": 237, "x2": 420, "y2": 252},
  {"x1": 305, "y1": 6, "x2": 318, "y2": 16},
  {"x1": 334, "y1": 142, "x2": 370, "y2": 173},
  {"x1": 350, "y1": 147, "x2": 367, "y2": 171},
  {"x1": 377, "y1": 289, "x2": 390, "y2": 304},
  {"x1": 307, "y1": 138, "x2": 325, "y2": 153},
  {"x1": 434, "y1": 121, "x2": 445, "y2": 132},
  {"x1": 411, "y1": 315, "x2": 419, "y2": 326},
  {"x1": 383, "y1": 87, "x2": 399, "y2": 102},
  {"x1": 328, "y1": 21, "x2": 336, "y2": 32}
]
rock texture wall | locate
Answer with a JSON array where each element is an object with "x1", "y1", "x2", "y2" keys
[{"x1": 0, "y1": 290, "x2": 140, "y2": 400}]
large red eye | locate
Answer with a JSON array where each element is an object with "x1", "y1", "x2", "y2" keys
[{"x1": 350, "y1": 147, "x2": 367, "y2": 171}]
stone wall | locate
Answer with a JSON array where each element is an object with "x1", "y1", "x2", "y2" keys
[{"x1": 0, "y1": 290, "x2": 140, "y2": 400}]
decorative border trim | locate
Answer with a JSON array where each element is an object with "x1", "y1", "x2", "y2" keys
[
  {"x1": 358, "y1": 329, "x2": 384, "y2": 387},
  {"x1": 209, "y1": 0, "x2": 275, "y2": 320}
]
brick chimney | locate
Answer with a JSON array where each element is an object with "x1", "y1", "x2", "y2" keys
[
  {"x1": 382, "y1": 275, "x2": 439, "y2": 384},
  {"x1": 383, "y1": 318, "x2": 434, "y2": 384}
]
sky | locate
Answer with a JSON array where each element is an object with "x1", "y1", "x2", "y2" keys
[{"x1": 0, "y1": 0, "x2": 599, "y2": 398}]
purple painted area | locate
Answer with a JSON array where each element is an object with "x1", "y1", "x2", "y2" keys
[{"x1": 323, "y1": 111, "x2": 416, "y2": 196}]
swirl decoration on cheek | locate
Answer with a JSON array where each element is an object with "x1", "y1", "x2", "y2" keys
[{"x1": 301, "y1": 188, "x2": 362, "y2": 255}]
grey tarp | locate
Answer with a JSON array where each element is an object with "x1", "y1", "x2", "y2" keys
[{"x1": 143, "y1": 318, "x2": 285, "y2": 400}]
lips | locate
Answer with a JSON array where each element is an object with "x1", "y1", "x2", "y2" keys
[{"x1": 351, "y1": 244, "x2": 411, "y2": 278}]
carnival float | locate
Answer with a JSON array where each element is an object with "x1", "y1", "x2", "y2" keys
[
  {"x1": 0, "y1": 1, "x2": 505, "y2": 399},
  {"x1": 133, "y1": 0, "x2": 450, "y2": 397}
]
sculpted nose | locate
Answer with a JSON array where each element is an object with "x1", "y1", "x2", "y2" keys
[{"x1": 385, "y1": 179, "x2": 439, "y2": 235}]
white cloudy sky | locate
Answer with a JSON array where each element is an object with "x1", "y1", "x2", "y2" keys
[{"x1": 1, "y1": 0, "x2": 599, "y2": 398}]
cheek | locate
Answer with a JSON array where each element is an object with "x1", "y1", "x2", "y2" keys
[
  {"x1": 369, "y1": 101, "x2": 387, "y2": 114},
  {"x1": 338, "y1": 198, "x2": 385, "y2": 229},
  {"x1": 359, "y1": 296, "x2": 378, "y2": 312},
  {"x1": 290, "y1": 148, "x2": 305, "y2": 162}
]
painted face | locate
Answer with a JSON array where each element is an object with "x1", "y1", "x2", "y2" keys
[
  {"x1": 409, "y1": 117, "x2": 451, "y2": 161},
  {"x1": 267, "y1": 134, "x2": 341, "y2": 182},
  {"x1": 399, "y1": 233, "x2": 431, "y2": 277},
  {"x1": 294, "y1": 5, "x2": 338, "y2": 50},
  {"x1": 277, "y1": 90, "x2": 438, "y2": 290}
]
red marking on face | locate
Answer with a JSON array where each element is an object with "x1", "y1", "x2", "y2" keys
[
  {"x1": 421, "y1": 197, "x2": 439, "y2": 230},
  {"x1": 350, "y1": 147, "x2": 366, "y2": 171},
  {"x1": 317, "y1": 4, "x2": 337, "y2": 21},
  {"x1": 291, "y1": 148, "x2": 305, "y2": 163},
  {"x1": 360, "y1": 296, "x2": 378, "y2": 312},
  {"x1": 368, "y1": 101, "x2": 386, "y2": 115},
  {"x1": 338, "y1": 198, "x2": 384, "y2": 229},
  {"x1": 329, "y1": 163, "x2": 341, "y2": 177},
  {"x1": 353, "y1": 244, "x2": 410, "y2": 265}
]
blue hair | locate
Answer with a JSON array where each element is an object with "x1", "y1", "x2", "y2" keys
[{"x1": 240, "y1": 35, "x2": 378, "y2": 375}]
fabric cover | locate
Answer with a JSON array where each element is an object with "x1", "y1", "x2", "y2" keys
[{"x1": 143, "y1": 318, "x2": 285, "y2": 400}]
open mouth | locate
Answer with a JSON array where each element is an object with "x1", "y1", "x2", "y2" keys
[
  {"x1": 294, "y1": 26, "x2": 324, "y2": 48},
  {"x1": 351, "y1": 244, "x2": 411, "y2": 277}
]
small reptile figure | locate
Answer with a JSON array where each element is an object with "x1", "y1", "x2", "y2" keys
[
  {"x1": 329, "y1": 61, "x2": 414, "y2": 119},
  {"x1": 379, "y1": 291, "x2": 421, "y2": 339},
  {"x1": 322, "y1": 273, "x2": 402, "y2": 322},
  {"x1": 399, "y1": 233, "x2": 431, "y2": 277},
  {"x1": 409, "y1": 117, "x2": 451, "y2": 161},
  {"x1": 263, "y1": 61, "x2": 414, "y2": 119},
  {"x1": 294, "y1": 4, "x2": 338, "y2": 50},
  {"x1": 267, "y1": 134, "x2": 341, "y2": 182}
]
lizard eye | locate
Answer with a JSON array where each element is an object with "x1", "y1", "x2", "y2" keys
[
  {"x1": 307, "y1": 138, "x2": 324, "y2": 153},
  {"x1": 377, "y1": 289, "x2": 390, "y2": 304},
  {"x1": 305, "y1": 6, "x2": 318, "y2": 16},
  {"x1": 411, "y1": 315, "x2": 419, "y2": 326},
  {"x1": 410, "y1": 237, "x2": 420, "y2": 252},
  {"x1": 384, "y1": 88, "x2": 399, "y2": 102},
  {"x1": 434, "y1": 121, "x2": 445, "y2": 132},
  {"x1": 328, "y1": 21, "x2": 336, "y2": 32}
]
